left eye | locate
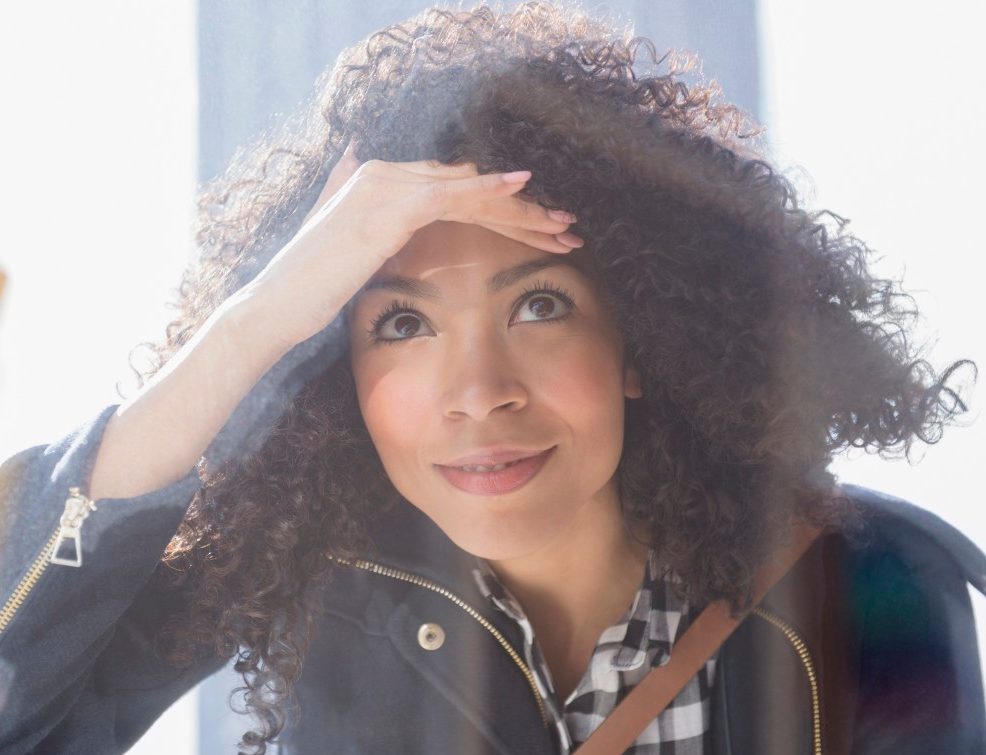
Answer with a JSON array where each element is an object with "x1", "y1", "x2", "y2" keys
[{"x1": 512, "y1": 291, "x2": 571, "y2": 323}]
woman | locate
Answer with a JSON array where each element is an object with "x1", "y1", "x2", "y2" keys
[{"x1": 0, "y1": 2, "x2": 983, "y2": 753}]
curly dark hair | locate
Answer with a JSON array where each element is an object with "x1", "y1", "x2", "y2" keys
[{"x1": 127, "y1": 1, "x2": 976, "y2": 751}]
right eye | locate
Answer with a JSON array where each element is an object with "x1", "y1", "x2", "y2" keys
[{"x1": 366, "y1": 299, "x2": 433, "y2": 345}]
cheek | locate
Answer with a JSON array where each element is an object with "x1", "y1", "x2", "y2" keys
[
  {"x1": 352, "y1": 355, "x2": 431, "y2": 468},
  {"x1": 539, "y1": 333, "x2": 628, "y2": 463},
  {"x1": 541, "y1": 330, "x2": 626, "y2": 412}
]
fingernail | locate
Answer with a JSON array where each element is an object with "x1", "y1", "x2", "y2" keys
[
  {"x1": 501, "y1": 170, "x2": 532, "y2": 183},
  {"x1": 557, "y1": 232, "x2": 584, "y2": 247},
  {"x1": 548, "y1": 209, "x2": 578, "y2": 223}
]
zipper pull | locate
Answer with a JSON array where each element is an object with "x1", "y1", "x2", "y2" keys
[{"x1": 49, "y1": 487, "x2": 98, "y2": 567}]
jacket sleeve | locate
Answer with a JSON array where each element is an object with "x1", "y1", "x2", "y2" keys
[{"x1": 0, "y1": 404, "x2": 228, "y2": 755}]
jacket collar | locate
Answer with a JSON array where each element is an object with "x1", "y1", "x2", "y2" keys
[
  {"x1": 361, "y1": 501, "x2": 493, "y2": 605},
  {"x1": 359, "y1": 499, "x2": 685, "y2": 671},
  {"x1": 351, "y1": 501, "x2": 557, "y2": 753}
]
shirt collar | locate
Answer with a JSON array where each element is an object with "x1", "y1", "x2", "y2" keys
[{"x1": 470, "y1": 549, "x2": 689, "y2": 672}]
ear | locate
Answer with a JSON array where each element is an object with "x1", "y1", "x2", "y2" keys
[{"x1": 623, "y1": 362, "x2": 643, "y2": 399}]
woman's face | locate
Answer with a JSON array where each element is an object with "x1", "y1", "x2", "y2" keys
[{"x1": 347, "y1": 220, "x2": 642, "y2": 560}]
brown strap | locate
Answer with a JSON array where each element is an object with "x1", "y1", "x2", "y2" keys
[{"x1": 575, "y1": 523, "x2": 824, "y2": 755}]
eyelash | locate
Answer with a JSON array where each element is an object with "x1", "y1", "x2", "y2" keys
[{"x1": 365, "y1": 279, "x2": 577, "y2": 346}]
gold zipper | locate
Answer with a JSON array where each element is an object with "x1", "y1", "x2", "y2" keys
[
  {"x1": 752, "y1": 606, "x2": 822, "y2": 755},
  {"x1": 0, "y1": 488, "x2": 98, "y2": 638},
  {"x1": 327, "y1": 554, "x2": 550, "y2": 728}
]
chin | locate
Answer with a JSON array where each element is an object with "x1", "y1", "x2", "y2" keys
[{"x1": 425, "y1": 500, "x2": 573, "y2": 561}]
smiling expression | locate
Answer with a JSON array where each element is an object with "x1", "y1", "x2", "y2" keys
[{"x1": 347, "y1": 220, "x2": 642, "y2": 560}]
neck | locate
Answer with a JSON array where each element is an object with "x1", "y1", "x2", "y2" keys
[{"x1": 484, "y1": 479, "x2": 651, "y2": 692}]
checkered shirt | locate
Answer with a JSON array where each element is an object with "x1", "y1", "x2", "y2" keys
[{"x1": 471, "y1": 549, "x2": 716, "y2": 753}]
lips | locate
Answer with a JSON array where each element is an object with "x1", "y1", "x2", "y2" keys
[
  {"x1": 439, "y1": 448, "x2": 552, "y2": 468},
  {"x1": 435, "y1": 446, "x2": 555, "y2": 495}
]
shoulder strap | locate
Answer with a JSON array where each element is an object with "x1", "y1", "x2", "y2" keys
[{"x1": 575, "y1": 523, "x2": 824, "y2": 755}]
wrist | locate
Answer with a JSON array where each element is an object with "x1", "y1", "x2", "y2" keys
[{"x1": 212, "y1": 289, "x2": 297, "y2": 367}]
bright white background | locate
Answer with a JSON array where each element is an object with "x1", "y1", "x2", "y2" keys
[{"x1": 0, "y1": 2, "x2": 983, "y2": 753}]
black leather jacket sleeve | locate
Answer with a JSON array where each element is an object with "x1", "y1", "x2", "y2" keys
[{"x1": 0, "y1": 404, "x2": 227, "y2": 755}]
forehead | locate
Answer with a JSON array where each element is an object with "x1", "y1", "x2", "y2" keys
[{"x1": 352, "y1": 221, "x2": 599, "y2": 303}]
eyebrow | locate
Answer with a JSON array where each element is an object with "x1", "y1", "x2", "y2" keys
[{"x1": 356, "y1": 257, "x2": 582, "y2": 302}]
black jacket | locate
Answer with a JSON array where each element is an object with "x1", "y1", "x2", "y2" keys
[{"x1": 1, "y1": 403, "x2": 984, "y2": 754}]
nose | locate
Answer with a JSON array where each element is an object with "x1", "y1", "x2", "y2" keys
[{"x1": 440, "y1": 329, "x2": 529, "y2": 421}]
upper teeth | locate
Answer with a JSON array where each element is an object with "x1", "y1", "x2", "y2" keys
[{"x1": 457, "y1": 461, "x2": 516, "y2": 472}]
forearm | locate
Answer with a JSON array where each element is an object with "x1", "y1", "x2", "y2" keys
[{"x1": 88, "y1": 299, "x2": 295, "y2": 501}]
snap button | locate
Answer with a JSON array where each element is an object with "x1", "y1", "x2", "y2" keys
[{"x1": 417, "y1": 622, "x2": 446, "y2": 651}]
